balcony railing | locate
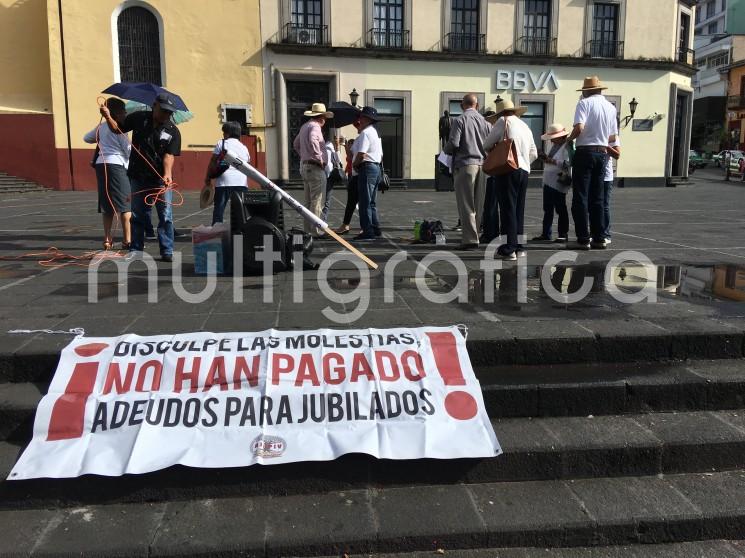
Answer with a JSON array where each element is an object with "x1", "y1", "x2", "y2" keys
[
  {"x1": 728, "y1": 95, "x2": 745, "y2": 109},
  {"x1": 443, "y1": 32, "x2": 486, "y2": 53},
  {"x1": 279, "y1": 23, "x2": 329, "y2": 46},
  {"x1": 367, "y1": 28, "x2": 411, "y2": 49},
  {"x1": 515, "y1": 36, "x2": 557, "y2": 56},
  {"x1": 677, "y1": 47, "x2": 695, "y2": 66},
  {"x1": 585, "y1": 40, "x2": 624, "y2": 59}
]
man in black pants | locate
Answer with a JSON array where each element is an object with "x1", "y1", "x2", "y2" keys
[{"x1": 567, "y1": 76, "x2": 618, "y2": 250}]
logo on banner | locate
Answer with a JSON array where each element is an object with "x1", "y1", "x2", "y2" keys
[{"x1": 251, "y1": 435, "x2": 286, "y2": 458}]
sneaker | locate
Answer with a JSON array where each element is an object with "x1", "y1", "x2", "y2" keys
[
  {"x1": 591, "y1": 239, "x2": 608, "y2": 250},
  {"x1": 604, "y1": 238, "x2": 612, "y2": 245},
  {"x1": 373, "y1": 228, "x2": 382, "y2": 237},
  {"x1": 501, "y1": 251, "x2": 517, "y2": 261},
  {"x1": 553, "y1": 237, "x2": 568, "y2": 243},
  {"x1": 352, "y1": 233, "x2": 376, "y2": 242},
  {"x1": 145, "y1": 233, "x2": 157, "y2": 241},
  {"x1": 516, "y1": 250, "x2": 527, "y2": 258},
  {"x1": 161, "y1": 254, "x2": 173, "y2": 263},
  {"x1": 570, "y1": 240, "x2": 591, "y2": 251},
  {"x1": 531, "y1": 235, "x2": 551, "y2": 242}
]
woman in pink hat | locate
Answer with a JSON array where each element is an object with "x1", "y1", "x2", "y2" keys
[{"x1": 533, "y1": 123, "x2": 571, "y2": 243}]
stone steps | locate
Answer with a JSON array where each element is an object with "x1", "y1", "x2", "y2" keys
[
  {"x1": 3, "y1": 471, "x2": 745, "y2": 556},
  {"x1": 0, "y1": 172, "x2": 48, "y2": 193}
]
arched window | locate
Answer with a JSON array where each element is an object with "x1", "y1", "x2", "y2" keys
[{"x1": 117, "y1": 6, "x2": 162, "y2": 85}]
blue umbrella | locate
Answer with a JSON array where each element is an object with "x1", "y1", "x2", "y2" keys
[{"x1": 102, "y1": 82, "x2": 189, "y2": 112}]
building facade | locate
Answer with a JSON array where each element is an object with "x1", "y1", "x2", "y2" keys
[
  {"x1": 0, "y1": 0, "x2": 266, "y2": 190},
  {"x1": 692, "y1": 0, "x2": 745, "y2": 152},
  {"x1": 262, "y1": 0, "x2": 697, "y2": 187}
]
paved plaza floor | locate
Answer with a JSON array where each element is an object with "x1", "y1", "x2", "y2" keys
[{"x1": 0, "y1": 175, "x2": 744, "y2": 358}]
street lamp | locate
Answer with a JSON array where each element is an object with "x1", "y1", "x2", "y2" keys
[
  {"x1": 623, "y1": 97, "x2": 639, "y2": 126},
  {"x1": 349, "y1": 88, "x2": 359, "y2": 107}
]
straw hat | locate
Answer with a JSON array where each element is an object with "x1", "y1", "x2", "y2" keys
[
  {"x1": 304, "y1": 103, "x2": 334, "y2": 118},
  {"x1": 577, "y1": 76, "x2": 608, "y2": 91},
  {"x1": 199, "y1": 182, "x2": 215, "y2": 209},
  {"x1": 541, "y1": 123, "x2": 569, "y2": 141},
  {"x1": 494, "y1": 99, "x2": 528, "y2": 118}
]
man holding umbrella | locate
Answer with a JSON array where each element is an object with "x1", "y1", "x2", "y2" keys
[{"x1": 100, "y1": 92, "x2": 182, "y2": 261}]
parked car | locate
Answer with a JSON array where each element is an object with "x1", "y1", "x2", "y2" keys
[
  {"x1": 688, "y1": 150, "x2": 707, "y2": 169},
  {"x1": 713, "y1": 150, "x2": 745, "y2": 167},
  {"x1": 725, "y1": 150, "x2": 745, "y2": 171}
]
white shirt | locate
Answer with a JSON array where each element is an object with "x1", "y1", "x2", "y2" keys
[
  {"x1": 604, "y1": 136, "x2": 621, "y2": 182},
  {"x1": 352, "y1": 125, "x2": 383, "y2": 165},
  {"x1": 213, "y1": 137, "x2": 249, "y2": 187},
  {"x1": 574, "y1": 94, "x2": 618, "y2": 147},
  {"x1": 543, "y1": 142, "x2": 571, "y2": 193},
  {"x1": 83, "y1": 124, "x2": 131, "y2": 167},
  {"x1": 484, "y1": 115, "x2": 538, "y2": 173},
  {"x1": 324, "y1": 141, "x2": 338, "y2": 177}
]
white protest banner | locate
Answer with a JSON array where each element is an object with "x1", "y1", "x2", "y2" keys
[{"x1": 9, "y1": 326, "x2": 500, "y2": 479}]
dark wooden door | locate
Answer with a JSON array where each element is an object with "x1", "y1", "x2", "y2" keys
[{"x1": 286, "y1": 80, "x2": 330, "y2": 179}]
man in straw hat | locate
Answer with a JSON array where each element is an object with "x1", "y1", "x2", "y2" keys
[
  {"x1": 483, "y1": 99, "x2": 537, "y2": 260},
  {"x1": 567, "y1": 76, "x2": 618, "y2": 250},
  {"x1": 293, "y1": 102, "x2": 334, "y2": 235},
  {"x1": 443, "y1": 93, "x2": 492, "y2": 250}
]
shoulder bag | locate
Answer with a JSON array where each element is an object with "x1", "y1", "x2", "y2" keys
[{"x1": 483, "y1": 118, "x2": 519, "y2": 176}]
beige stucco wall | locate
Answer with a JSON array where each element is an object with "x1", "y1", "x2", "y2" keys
[
  {"x1": 331, "y1": 0, "x2": 364, "y2": 47},
  {"x1": 624, "y1": 0, "x2": 677, "y2": 60},
  {"x1": 556, "y1": 0, "x2": 585, "y2": 57},
  {"x1": 45, "y1": 0, "x2": 265, "y2": 150},
  {"x1": 486, "y1": 0, "x2": 516, "y2": 54},
  {"x1": 0, "y1": 0, "x2": 53, "y2": 113},
  {"x1": 411, "y1": 0, "x2": 443, "y2": 51}
]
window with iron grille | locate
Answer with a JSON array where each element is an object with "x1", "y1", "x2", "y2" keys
[
  {"x1": 591, "y1": 3, "x2": 619, "y2": 57},
  {"x1": 292, "y1": 0, "x2": 322, "y2": 26},
  {"x1": 450, "y1": 0, "x2": 480, "y2": 50},
  {"x1": 373, "y1": 0, "x2": 404, "y2": 47},
  {"x1": 523, "y1": 0, "x2": 552, "y2": 55},
  {"x1": 117, "y1": 7, "x2": 162, "y2": 85}
]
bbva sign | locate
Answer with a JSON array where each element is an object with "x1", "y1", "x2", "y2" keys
[{"x1": 496, "y1": 69, "x2": 560, "y2": 92}]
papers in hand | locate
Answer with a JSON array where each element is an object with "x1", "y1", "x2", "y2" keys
[{"x1": 437, "y1": 151, "x2": 453, "y2": 170}]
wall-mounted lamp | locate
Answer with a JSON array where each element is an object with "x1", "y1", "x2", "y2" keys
[
  {"x1": 623, "y1": 97, "x2": 638, "y2": 126},
  {"x1": 349, "y1": 88, "x2": 359, "y2": 107}
]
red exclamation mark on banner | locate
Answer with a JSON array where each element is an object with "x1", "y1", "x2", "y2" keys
[
  {"x1": 426, "y1": 332, "x2": 478, "y2": 420},
  {"x1": 46, "y1": 343, "x2": 106, "y2": 441}
]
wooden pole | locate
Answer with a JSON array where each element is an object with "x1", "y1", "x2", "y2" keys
[{"x1": 323, "y1": 227, "x2": 379, "y2": 270}]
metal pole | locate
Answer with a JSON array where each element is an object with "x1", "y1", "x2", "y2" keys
[{"x1": 224, "y1": 151, "x2": 379, "y2": 270}]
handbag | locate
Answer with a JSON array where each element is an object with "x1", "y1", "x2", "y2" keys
[
  {"x1": 208, "y1": 139, "x2": 230, "y2": 179},
  {"x1": 483, "y1": 118, "x2": 519, "y2": 176},
  {"x1": 378, "y1": 164, "x2": 390, "y2": 193}
]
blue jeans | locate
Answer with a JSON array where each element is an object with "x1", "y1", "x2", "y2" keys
[
  {"x1": 482, "y1": 176, "x2": 500, "y2": 243},
  {"x1": 542, "y1": 185, "x2": 569, "y2": 239},
  {"x1": 212, "y1": 186, "x2": 247, "y2": 225},
  {"x1": 130, "y1": 176, "x2": 174, "y2": 256},
  {"x1": 571, "y1": 149, "x2": 608, "y2": 242},
  {"x1": 357, "y1": 163, "x2": 381, "y2": 236},
  {"x1": 603, "y1": 180, "x2": 613, "y2": 239}
]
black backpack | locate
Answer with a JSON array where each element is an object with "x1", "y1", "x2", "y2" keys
[{"x1": 419, "y1": 220, "x2": 445, "y2": 243}]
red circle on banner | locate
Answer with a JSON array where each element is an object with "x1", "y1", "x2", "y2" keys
[
  {"x1": 74, "y1": 343, "x2": 109, "y2": 357},
  {"x1": 444, "y1": 391, "x2": 478, "y2": 420}
]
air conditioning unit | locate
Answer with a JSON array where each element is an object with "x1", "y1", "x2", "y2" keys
[{"x1": 295, "y1": 27, "x2": 317, "y2": 45}]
